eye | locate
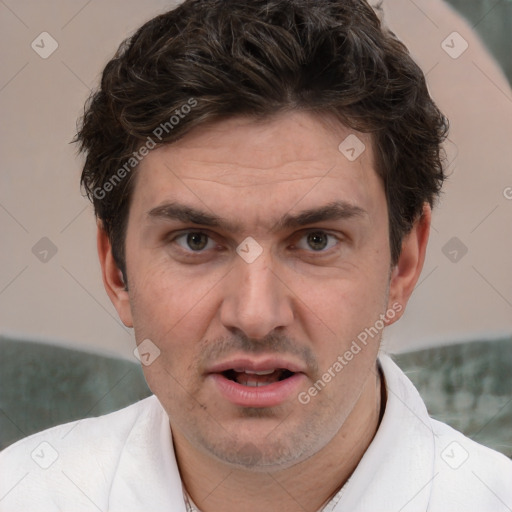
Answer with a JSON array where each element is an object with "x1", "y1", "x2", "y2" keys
[
  {"x1": 174, "y1": 231, "x2": 217, "y2": 252},
  {"x1": 295, "y1": 231, "x2": 339, "y2": 252}
]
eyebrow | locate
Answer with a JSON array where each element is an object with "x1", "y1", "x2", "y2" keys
[
  {"x1": 147, "y1": 200, "x2": 367, "y2": 232},
  {"x1": 147, "y1": 203, "x2": 239, "y2": 232},
  {"x1": 277, "y1": 201, "x2": 367, "y2": 230}
]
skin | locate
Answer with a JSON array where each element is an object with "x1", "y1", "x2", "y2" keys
[{"x1": 98, "y1": 111, "x2": 430, "y2": 511}]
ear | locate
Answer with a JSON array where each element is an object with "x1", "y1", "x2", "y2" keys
[
  {"x1": 385, "y1": 204, "x2": 431, "y2": 326},
  {"x1": 97, "y1": 221, "x2": 133, "y2": 328}
]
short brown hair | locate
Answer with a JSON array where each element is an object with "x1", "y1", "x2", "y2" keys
[{"x1": 76, "y1": 0, "x2": 448, "y2": 279}]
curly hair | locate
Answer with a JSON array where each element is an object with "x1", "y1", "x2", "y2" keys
[{"x1": 76, "y1": 0, "x2": 448, "y2": 278}]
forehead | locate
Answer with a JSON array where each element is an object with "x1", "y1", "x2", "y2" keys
[{"x1": 130, "y1": 111, "x2": 383, "y2": 226}]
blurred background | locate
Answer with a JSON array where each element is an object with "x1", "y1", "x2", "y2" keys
[{"x1": 1, "y1": 0, "x2": 511, "y2": 455}]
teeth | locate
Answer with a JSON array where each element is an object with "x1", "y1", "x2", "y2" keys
[
  {"x1": 243, "y1": 380, "x2": 272, "y2": 387},
  {"x1": 233, "y1": 368, "x2": 276, "y2": 375},
  {"x1": 246, "y1": 369, "x2": 276, "y2": 376}
]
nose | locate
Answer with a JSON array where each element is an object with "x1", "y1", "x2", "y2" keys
[{"x1": 219, "y1": 253, "x2": 294, "y2": 339}]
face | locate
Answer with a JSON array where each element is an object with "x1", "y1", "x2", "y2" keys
[{"x1": 103, "y1": 111, "x2": 418, "y2": 471}]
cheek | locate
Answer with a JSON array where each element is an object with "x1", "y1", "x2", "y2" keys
[
  {"x1": 295, "y1": 262, "x2": 389, "y2": 368},
  {"x1": 303, "y1": 262, "x2": 389, "y2": 328},
  {"x1": 128, "y1": 266, "x2": 215, "y2": 400},
  {"x1": 129, "y1": 247, "x2": 224, "y2": 329},
  {"x1": 127, "y1": 258, "x2": 232, "y2": 390},
  {"x1": 300, "y1": 275, "x2": 387, "y2": 409}
]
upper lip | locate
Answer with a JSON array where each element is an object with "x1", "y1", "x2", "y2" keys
[{"x1": 206, "y1": 356, "x2": 305, "y2": 375}]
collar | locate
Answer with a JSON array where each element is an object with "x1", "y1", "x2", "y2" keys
[
  {"x1": 331, "y1": 352, "x2": 436, "y2": 512},
  {"x1": 108, "y1": 396, "x2": 188, "y2": 511},
  {"x1": 108, "y1": 353, "x2": 435, "y2": 512}
]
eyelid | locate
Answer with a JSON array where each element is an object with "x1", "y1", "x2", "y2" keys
[
  {"x1": 292, "y1": 229, "x2": 342, "y2": 252},
  {"x1": 166, "y1": 228, "x2": 344, "y2": 256},
  {"x1": 167, "y1": 228, "x2": 215, "y2": 241},
  {"x1": 170, "y1": 229, "x2": 219, "y2": 252}
]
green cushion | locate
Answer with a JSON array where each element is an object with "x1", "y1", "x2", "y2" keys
[
  {"x1": 0, "y1": 338, "x2": 150, "y2": 450},
  {"x1": 440, "y1": 0, "x2": 512, "y2": 85},
  {"x1": 1, "y1": 337, "x2": 510, "y2": 458}
]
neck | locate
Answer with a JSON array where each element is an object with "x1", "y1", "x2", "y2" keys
[{"x1": 174, "y1": 367, "x2": 384, "y2": 512}]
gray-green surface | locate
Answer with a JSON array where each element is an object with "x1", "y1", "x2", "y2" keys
[
  {"x1": 1, "y1": 336, "x2": 511, "y2": 458},
  {"x1": 0, "y1": 338, "x2": 151, "y2": 450},
  {"x1": 445, "y1": 0, "x2": 512, "y2": 85},
  {"x1": 394, "y1": 338, "x2": 512, "y2": 457}
]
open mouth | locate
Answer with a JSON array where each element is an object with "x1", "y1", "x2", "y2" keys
[
  {"x1": 209, "y1": 359, "x2": 305, "y2": 406},
  {"x1": 222, "y1": 368, "x2": 295, "y2": 387}
]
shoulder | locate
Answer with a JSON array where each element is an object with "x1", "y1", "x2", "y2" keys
[
  {"x1": 378, "y1": 354, "x2": 512, "y2": 511},
  {"x1": 0, "y1": 396, "x2": 165, "y2": 511},
  {"x1": 0, "y1": 395, "x2": 162, "y2": 461},
  {"x1": 430, "y1": 418, "x2": 512, "y2": 511}
]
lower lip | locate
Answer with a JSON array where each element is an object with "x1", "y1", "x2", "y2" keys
[{"x1": 209, "y1": 373, "x2": 305, "y2": 408}]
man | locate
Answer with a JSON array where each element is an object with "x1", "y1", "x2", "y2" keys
[{"x1": 1, "y1": 0, "x2": 510, "y2": 510}]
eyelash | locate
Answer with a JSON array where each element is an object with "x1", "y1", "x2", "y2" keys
[{"x1": 169, "y1": 229, "x2": 342, "y2": 256}]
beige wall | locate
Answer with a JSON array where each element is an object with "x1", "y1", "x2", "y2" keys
[{"x1": 1, "y1": 0, "x2": 511, "y2": 359}]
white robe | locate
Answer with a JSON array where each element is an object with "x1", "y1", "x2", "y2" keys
[{"x1": 1, "y1": 354, "x2": 511, "y2": 511}]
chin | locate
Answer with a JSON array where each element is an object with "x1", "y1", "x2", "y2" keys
[{"x1": 201, "y1": 428, "x2": 323, "y2": 472}]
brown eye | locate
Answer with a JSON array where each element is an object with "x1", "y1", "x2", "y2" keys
[
  {"x1": 174, "y1": 231, "x2": 215, "y2": 252},
  {"x1": 294, "y1": 231, "x2": 339, "y2": 253},
  {"x1": 306, "y1": 232, "x2": 329, "y2": 251},
  {"x1": 186, "y1": 232, "x2": 209, "y2": 251}
]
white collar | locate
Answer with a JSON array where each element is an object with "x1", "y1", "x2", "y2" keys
[
  {"x1": 108, "y1": 353, "x2": 435, "y2": 512},
  {"x1": 183, "y1": 483, "x2": 347, "y2": 512},
  {"x1": 331, "y1": 353, "x2": 436, "y2": 511}
]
